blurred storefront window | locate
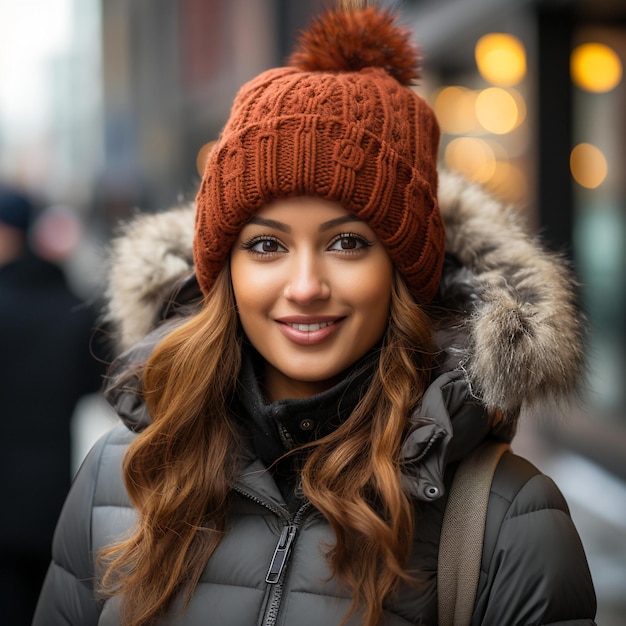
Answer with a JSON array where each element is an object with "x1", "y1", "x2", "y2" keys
[{"x1": 571, "y1": 28, "x2": 626, "y2": 420}]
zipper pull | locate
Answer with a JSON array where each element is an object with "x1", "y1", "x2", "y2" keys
[{"x1": 265, "y1": 524, "x2": 297, "y2": 584}]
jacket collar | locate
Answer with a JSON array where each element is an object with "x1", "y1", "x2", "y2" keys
[
  {"x1": 235, "y1": 344, "x2": 379, "y2": 468},
  {"x1": 231, "y1": 368, "x2": 495, "y2": 506},
  {"x1": 400, "y1": 370, "x2": 493, "y2": 501}
]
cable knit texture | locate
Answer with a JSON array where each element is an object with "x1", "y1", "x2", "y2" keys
[{"x1": 194, "y1": 7, "x2": 444, "y2": 303}]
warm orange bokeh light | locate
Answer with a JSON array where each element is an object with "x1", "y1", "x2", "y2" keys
[
  {"x1": 445, "y1": 137, "x2": 496, "y2": 184},
  {"x1": 475, "y1": 33, "x2": 526, "y2": 86},
  {"x1": 571, "y1": 43, "x2": 622, "y2": 93},
  {"x1": 475, "y1": 88, "x2": 521, "y2": 134},
  {"x1": 486, "y1": 161, "x2": 528, "y2": 203},
  {"x1": 434, "y1": 86, "x2": 480, "y2": 135},
  {"x1": 196, "y1": 140, "x2": 217, "y2": 177},
  {"x1": 570, "y1": 143, "x2": 608, "y2": 189}
]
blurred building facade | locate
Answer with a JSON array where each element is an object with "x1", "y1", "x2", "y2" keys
[{"x1": 101, "y1": 0, "x2": 327, "y2": 216}]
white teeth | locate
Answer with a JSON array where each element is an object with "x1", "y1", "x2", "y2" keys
[{"x1": 289, "y1": 321, "x2": 334, "y2": 332}]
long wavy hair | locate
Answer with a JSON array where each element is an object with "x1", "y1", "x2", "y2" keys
[{"x1": 99, "y1": 265, "x2": 435, "y2": 626}]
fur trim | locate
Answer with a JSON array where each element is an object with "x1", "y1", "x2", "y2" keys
[
  {"x1": 104, "y1": 172, "x2": 584, "y2": 414},
  {"x1": 103, "y1": 205, "x2": 196, "y2": 352},
  {"x1": 436, "y1": 170, "x2": 584, "y2": 414}
]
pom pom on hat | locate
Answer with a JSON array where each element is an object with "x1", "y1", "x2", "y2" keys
[
  {"x1": 194, "y1": 3, "x2": 445, "y2": 303},
  {"x1": 289, "y1": 7, "x2": 421, "y2": 86}
]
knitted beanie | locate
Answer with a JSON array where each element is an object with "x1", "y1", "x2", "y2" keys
[{"x1": 194, "y1": 5, "x2": 444, "y2": 303}]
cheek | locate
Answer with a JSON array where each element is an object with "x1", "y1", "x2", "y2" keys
[
  {"x1": 232, "y1": 274, "x2": 257, "y2": 306},
  {"x1": 230, "y1": 259, "x2": 280, "y2": 327},
  {"x1": 339, "y1": 261, "x2": 393, "y2": 319}
]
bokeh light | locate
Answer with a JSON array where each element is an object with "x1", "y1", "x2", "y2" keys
[
  {"x1": 570, "y1": 143, "x2": 608, "y2": 189},
  {"x1": 445, "y1": 137, "x2": 496, "y2": 184},
  {"x1": 571, "y1": 43, "x2": 622, "y2": 93},
  {"x1": 486, "y1": 161, "x2": 528, "y2": 203},
  {"x1": 196, "y1": 140, "x2": 217, "y2": 177},
  {"x1": 475, "y1": 87, "x2": 520, "y2": 134},
  {"x1": 475, "y1": 33, "x2": 527, "y2": 86},
  {"x1": 434, "y1": 86, "x2": 479, "y2": 135}
]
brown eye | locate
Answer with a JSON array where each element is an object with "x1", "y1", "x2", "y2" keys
[
  {"x1": 340, "y1": 237, "x2": 357, "y2": 250},
  {"x1": 329, "y1": 233, "x2": 371, "y2": 252},
  {"x1": 243, "y1": 236, "x2": 286, "y2": 255}
]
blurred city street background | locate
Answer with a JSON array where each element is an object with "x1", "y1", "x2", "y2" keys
[{"x1": 1, "y1": 0, "x2": 625, "y2": 624}]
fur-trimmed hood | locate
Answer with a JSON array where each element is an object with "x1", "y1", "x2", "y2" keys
[{"x1": 103, "y1": 170, "x2": 584, "y2": 420}]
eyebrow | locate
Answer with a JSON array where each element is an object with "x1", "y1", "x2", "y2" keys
[
  {"x1": 319, "y1": 215, "x2": 362, "y2": 231},
  {"x1": 246, "y1": 214, "x2": 362, "y2": 233},
  {"x1": 246, "y1": 216, "x2": 290, "y2": 232}
]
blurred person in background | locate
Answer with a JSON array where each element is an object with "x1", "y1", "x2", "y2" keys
[{"x1": 0, "y1": 183, "x2": 105, "y2": 625}]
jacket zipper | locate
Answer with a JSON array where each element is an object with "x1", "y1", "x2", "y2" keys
[
  {"x1": 232, "y1": 483, "x2": 290, "y2": 521},
  {"x1": 232, "y1": 483, "x2": 311, "y2": 626},
  {"x1": 262, "y1": 502, "x2": 312, "y2": 626},
  {"x1": 265, "y1": 524, "x2": 297, "y2": 584}
]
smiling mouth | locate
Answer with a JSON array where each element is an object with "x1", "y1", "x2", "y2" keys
[{"x1": 286, "y1": 321, "x2": 336, "y2": 332}]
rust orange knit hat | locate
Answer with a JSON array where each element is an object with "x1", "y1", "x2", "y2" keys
[{"x1": 194, "y1": 5, "x2": 444, "y2": 303}]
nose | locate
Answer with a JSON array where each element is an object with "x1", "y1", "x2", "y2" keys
[{"x1": 283, "y1": 253, "x2": 330, "y2": 304}]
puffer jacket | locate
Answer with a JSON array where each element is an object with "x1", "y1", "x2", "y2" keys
[{"x1": 33, "y1": 172, "x2": 597, "y2": 625}]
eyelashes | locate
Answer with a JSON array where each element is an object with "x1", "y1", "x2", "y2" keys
[
  {"x1": 328, "y1": 233, "x2": 373, "y2": 252},
  {"x1": 240, "y1": 235, "x2": 285, "y2": 255},
  {"x1": 240, "y1": 232, "x2": 374, "y2": 257}
]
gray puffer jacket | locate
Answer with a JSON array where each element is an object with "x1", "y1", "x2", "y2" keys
[{"x1": 33, "y1": 172, "x2": 597, "y2": 625}]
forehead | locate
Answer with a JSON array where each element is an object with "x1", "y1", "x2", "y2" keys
[{"x1": 245, "y1": 196, "x2": 367, "y2": 231}]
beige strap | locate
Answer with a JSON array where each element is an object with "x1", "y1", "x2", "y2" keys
[{"x1": 437, "y1": 441, "x2": 510, "y2": 626}]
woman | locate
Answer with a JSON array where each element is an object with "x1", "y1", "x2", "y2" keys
[{"x1": 34, "y1": 2, "x2": 596, "y2": 625}]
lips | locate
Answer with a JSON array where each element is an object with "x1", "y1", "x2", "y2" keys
[{"x1": 276, "y1": 316, "x2": 344, "y2": 345}]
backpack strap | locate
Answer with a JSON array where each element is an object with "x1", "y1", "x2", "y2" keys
[{"x1": 437, "y1": 440, "x2": 511, "y2": 626}]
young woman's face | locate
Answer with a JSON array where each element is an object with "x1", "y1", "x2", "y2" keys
[{"x1": 230, "y1": 196, "x2": 393, "y2": 401}]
